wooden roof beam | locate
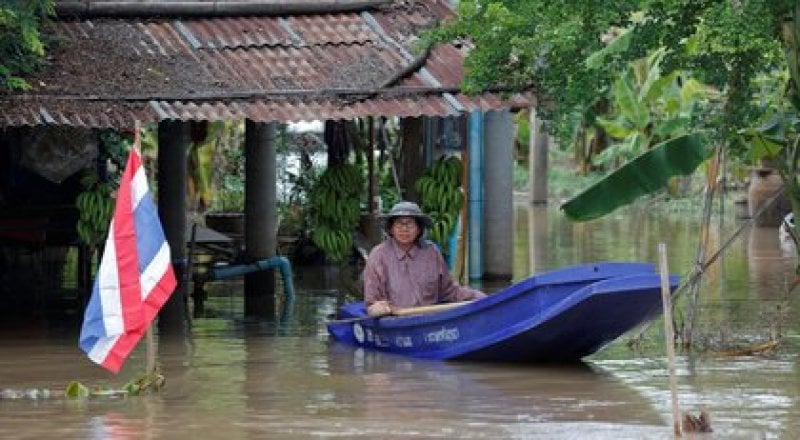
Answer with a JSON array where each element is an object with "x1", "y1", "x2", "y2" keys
[{"x1": 54, "y1": 1, "x2": 395, "y2": 18}]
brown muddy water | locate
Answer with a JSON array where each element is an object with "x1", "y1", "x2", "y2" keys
[{"x1": 1, "y1": 200, "x2": 798, "y2": 439}]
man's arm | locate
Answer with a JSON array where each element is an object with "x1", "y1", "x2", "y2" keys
[
  {"x1": 435, "y1": 249, "x2": 486, "y2": 303},
  {"x1": 363, "y1": 247, "x2": 393, "y2": 316}
]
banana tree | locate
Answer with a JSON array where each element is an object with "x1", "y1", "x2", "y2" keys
[
  {"x1": 592, "y1": 48, "x2": 708, "y2": 168},
  {"x1": 562, "y1": 47, "x2": 714, "y2": 221}
]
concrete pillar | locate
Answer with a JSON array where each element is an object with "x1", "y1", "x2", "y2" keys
[
  {"x1": 244, "y1": 120, "x2": 277, "y2": 318},
  {"x1": 529, "y1": 108, "x2": 549, "y2": 205},
  {"x1": 483, "y1": 109, "x2": 514, "y2": 280},
  {"x1": 157, "y1": 120, "x2": 189, "y2": 336}
]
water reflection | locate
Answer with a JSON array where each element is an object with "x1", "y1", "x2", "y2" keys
[
  {"x1": 526, "y1": 205, "x2": 549, "y2": 274},
  {"x1": 0, "y1": 202, "x2": 798, "y2": 439},
  {"x1": 333, "y1": 347, "x2": 665, "y2": 425},
  {"x1": 88, "y1": 412, "x2": 144, "y2": 440},
  {"x1": 747, "y1": 226, "x2": 798, "y2": 299}
]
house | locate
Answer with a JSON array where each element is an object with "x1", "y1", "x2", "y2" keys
[{"x1": 0, "y1": 0, "x2": 529, "y2": 328}]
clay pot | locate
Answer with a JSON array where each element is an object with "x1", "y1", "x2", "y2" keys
[{"x1": 747, "y1": 168, "x2": 788, "y2": 227}]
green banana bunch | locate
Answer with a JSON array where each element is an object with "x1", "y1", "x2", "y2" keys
[
  {"x1": 415, "y1": 156, "x2": 463, "y2": 250},
  {"x1": 75, "y1": 171, "x2": 115, "y2": 247},
  {"x1": 312, "y1": 226, "x2": 352, "y2": 263},
  {"x1": 309, "y1": 163, "x2": 364, "y2": 262}
]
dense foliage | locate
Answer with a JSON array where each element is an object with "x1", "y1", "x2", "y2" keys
[
  {"x1": 430, "y1": 1, "x2": 800, "y2": 269},
  {"x1": 0, "y1": 0, "x2": 53, "y2": 91},
  {"x1": 429, "y1": 1, "x2": 792, "y2": 143}
]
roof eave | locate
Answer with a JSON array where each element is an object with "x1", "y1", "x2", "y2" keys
[{"x1": 54, "y1": 0, "x2": 395, "y2": 18}]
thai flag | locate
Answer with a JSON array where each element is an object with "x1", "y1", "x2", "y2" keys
[{"x1": 79, "y1": 146, "x2": 177, "y2": 373}]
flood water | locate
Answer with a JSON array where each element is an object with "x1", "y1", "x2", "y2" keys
[{"x1": 1, "y1": 199, "x2": 798, "y2": 439}]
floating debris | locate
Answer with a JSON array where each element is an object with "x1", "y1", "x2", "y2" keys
[
  {"x1": 1, "y1": 371, "x2": 165, "y2": 401},
  {"x1": 1, "y1": 388, "x2": 58, "y2": 400},
  {"x1": 682, "y1": 410, "x2": 713, "y2": 433},
  {"x1": 719, "y1": 339, "x2": 780, "y2": 357}
]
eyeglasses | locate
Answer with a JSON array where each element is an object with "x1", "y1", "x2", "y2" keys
[{"x1": 392, "y1": 218, "x2": 418, "y2": 229}]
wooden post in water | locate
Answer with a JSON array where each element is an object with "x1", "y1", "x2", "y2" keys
[
  {"x1": 137, "y1": 120, "x2": 157, "y2": 376},
  {"x1": 145, "y1": 326, "x2": 156, "y2": 375},
  {"x1": 659, "y1": 243, "x2": 681, "y2": 437}
]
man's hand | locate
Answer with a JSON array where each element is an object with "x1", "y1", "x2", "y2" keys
[{"x1": 367, "y1": 301, "x2": 393, "y2": 317}]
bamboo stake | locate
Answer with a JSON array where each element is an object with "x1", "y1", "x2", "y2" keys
[
  {"x1": 659, "y1": 243, "x2": 681, "y2": 437},
  {"x1": 135, "y1": 119, "x2": 157, "y2": 376},
  {"x1": 145, "y1": 326, "x2": 156, "y2": 375}
]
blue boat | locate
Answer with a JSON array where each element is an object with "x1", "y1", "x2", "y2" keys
[{"x1": 327, "y1": 262, "x2": 679, "y2": 362}]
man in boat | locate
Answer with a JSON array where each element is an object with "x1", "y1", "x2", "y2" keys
[{"x1": 364, "y1": 201, "x2": 486, "y2": 317}]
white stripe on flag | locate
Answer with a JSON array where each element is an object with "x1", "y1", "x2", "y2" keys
[
  {"x1": 88, "y1": 333, "x2": 121, "y2": 365},
  {"x1": 140, "y1": 242, "x2": 172, "y2": 300},
  {"x1": 97, "y1": 220, "x2": 124, "y2": 337},
  {"x1": 131, "y1": 163, "x2": 148, "y2": 211}
]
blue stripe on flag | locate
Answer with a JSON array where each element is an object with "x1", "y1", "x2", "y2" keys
[
  {"x1": 78, "y1": 278, "x2": 107, "y2": 352},
  {"x1": 134, "y1": 190, "x2": 167, "y2": 272}
]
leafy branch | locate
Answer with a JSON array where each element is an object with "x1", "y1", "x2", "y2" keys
[{"x1": 0, "y1": 0, "x2": 54, "y2": 91}]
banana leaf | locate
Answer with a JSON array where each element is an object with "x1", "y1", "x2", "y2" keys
[
  {"x1": 561, "y1": 133, "x2": 712, "y2": 221},
  {"x1": 614, "y1": 74, "x2": 650, "y2": 130},
  {"x1": 595, "y1": 116, "x2": 635, "y2": 139},
  {"x1": 585, "y1": 27, "x2": 633, "y2": 69}
]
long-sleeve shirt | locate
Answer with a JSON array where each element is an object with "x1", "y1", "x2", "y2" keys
[{"x1": 363, "y1": 238, "x2": 486, "y2": 309}]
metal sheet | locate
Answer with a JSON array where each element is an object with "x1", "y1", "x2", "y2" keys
[{"x1": 0, "y1": 0, "x2": 531, "y2": 128}]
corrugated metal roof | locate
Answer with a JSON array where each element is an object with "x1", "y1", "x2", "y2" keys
[{"x1": 0, "y1": 0, "x2": 530, "y2": 128}]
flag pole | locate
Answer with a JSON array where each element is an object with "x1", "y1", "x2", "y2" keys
[
  {"x1": 79, "y1": 117, "x2": 177, "y2": 376},
  {"x1": 133, "y1": 120, "x2": 157, "y2": 376},
  {"x1": 145, "y1": 326, "x2": 156, "y2": 375}
]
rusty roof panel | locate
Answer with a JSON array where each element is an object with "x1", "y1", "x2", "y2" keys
[
  {"x1": 367, "y1": 2, "x2": 451, "y2": 47},
  {"x1": 1, "y1": 1, "x2": 532, "y2": 128},
  {"x1": 179, "y1": 17, "x2": 294, "y2": 49},
  {"x1": 286, "y1": 13, "x2": 378, "y2": 46},
  {"x1": 159, "y1": 14, "x2": 379, "y2": 50},
  {"x1": 1, "y1": 91, "x2": 528, "y2": 127},
  {"x1": 0, "y1": 101, "x2": 154, "y2": 128},
  {"x1": 420, "y1": 44, "x2": 467, "y2": 88},
  {"x1": 137, "y1": 21, "x2": 191, "y2": 55}
]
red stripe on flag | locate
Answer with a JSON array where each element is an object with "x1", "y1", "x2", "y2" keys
[
  {"x1": 100, "y1": 329, "x2": 143, "y2": 374},
  {"x1": 114, "y1": 150, "x2": 145, "y2": 333},
  {"x1": 100, "y1": 267, "x2": 177, "y2": 374},
  {"x1": 143, "y1": 267, "x2": 178, "y2": 322}
]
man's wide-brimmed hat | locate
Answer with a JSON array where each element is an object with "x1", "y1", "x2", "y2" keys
[{"x1": 380, "y1": 201, "x2": 433, "y2": 230}]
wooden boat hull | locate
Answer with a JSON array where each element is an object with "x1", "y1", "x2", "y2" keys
[{"x1": 327, "y1": 262, "x2": 678, "y2": 362}]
